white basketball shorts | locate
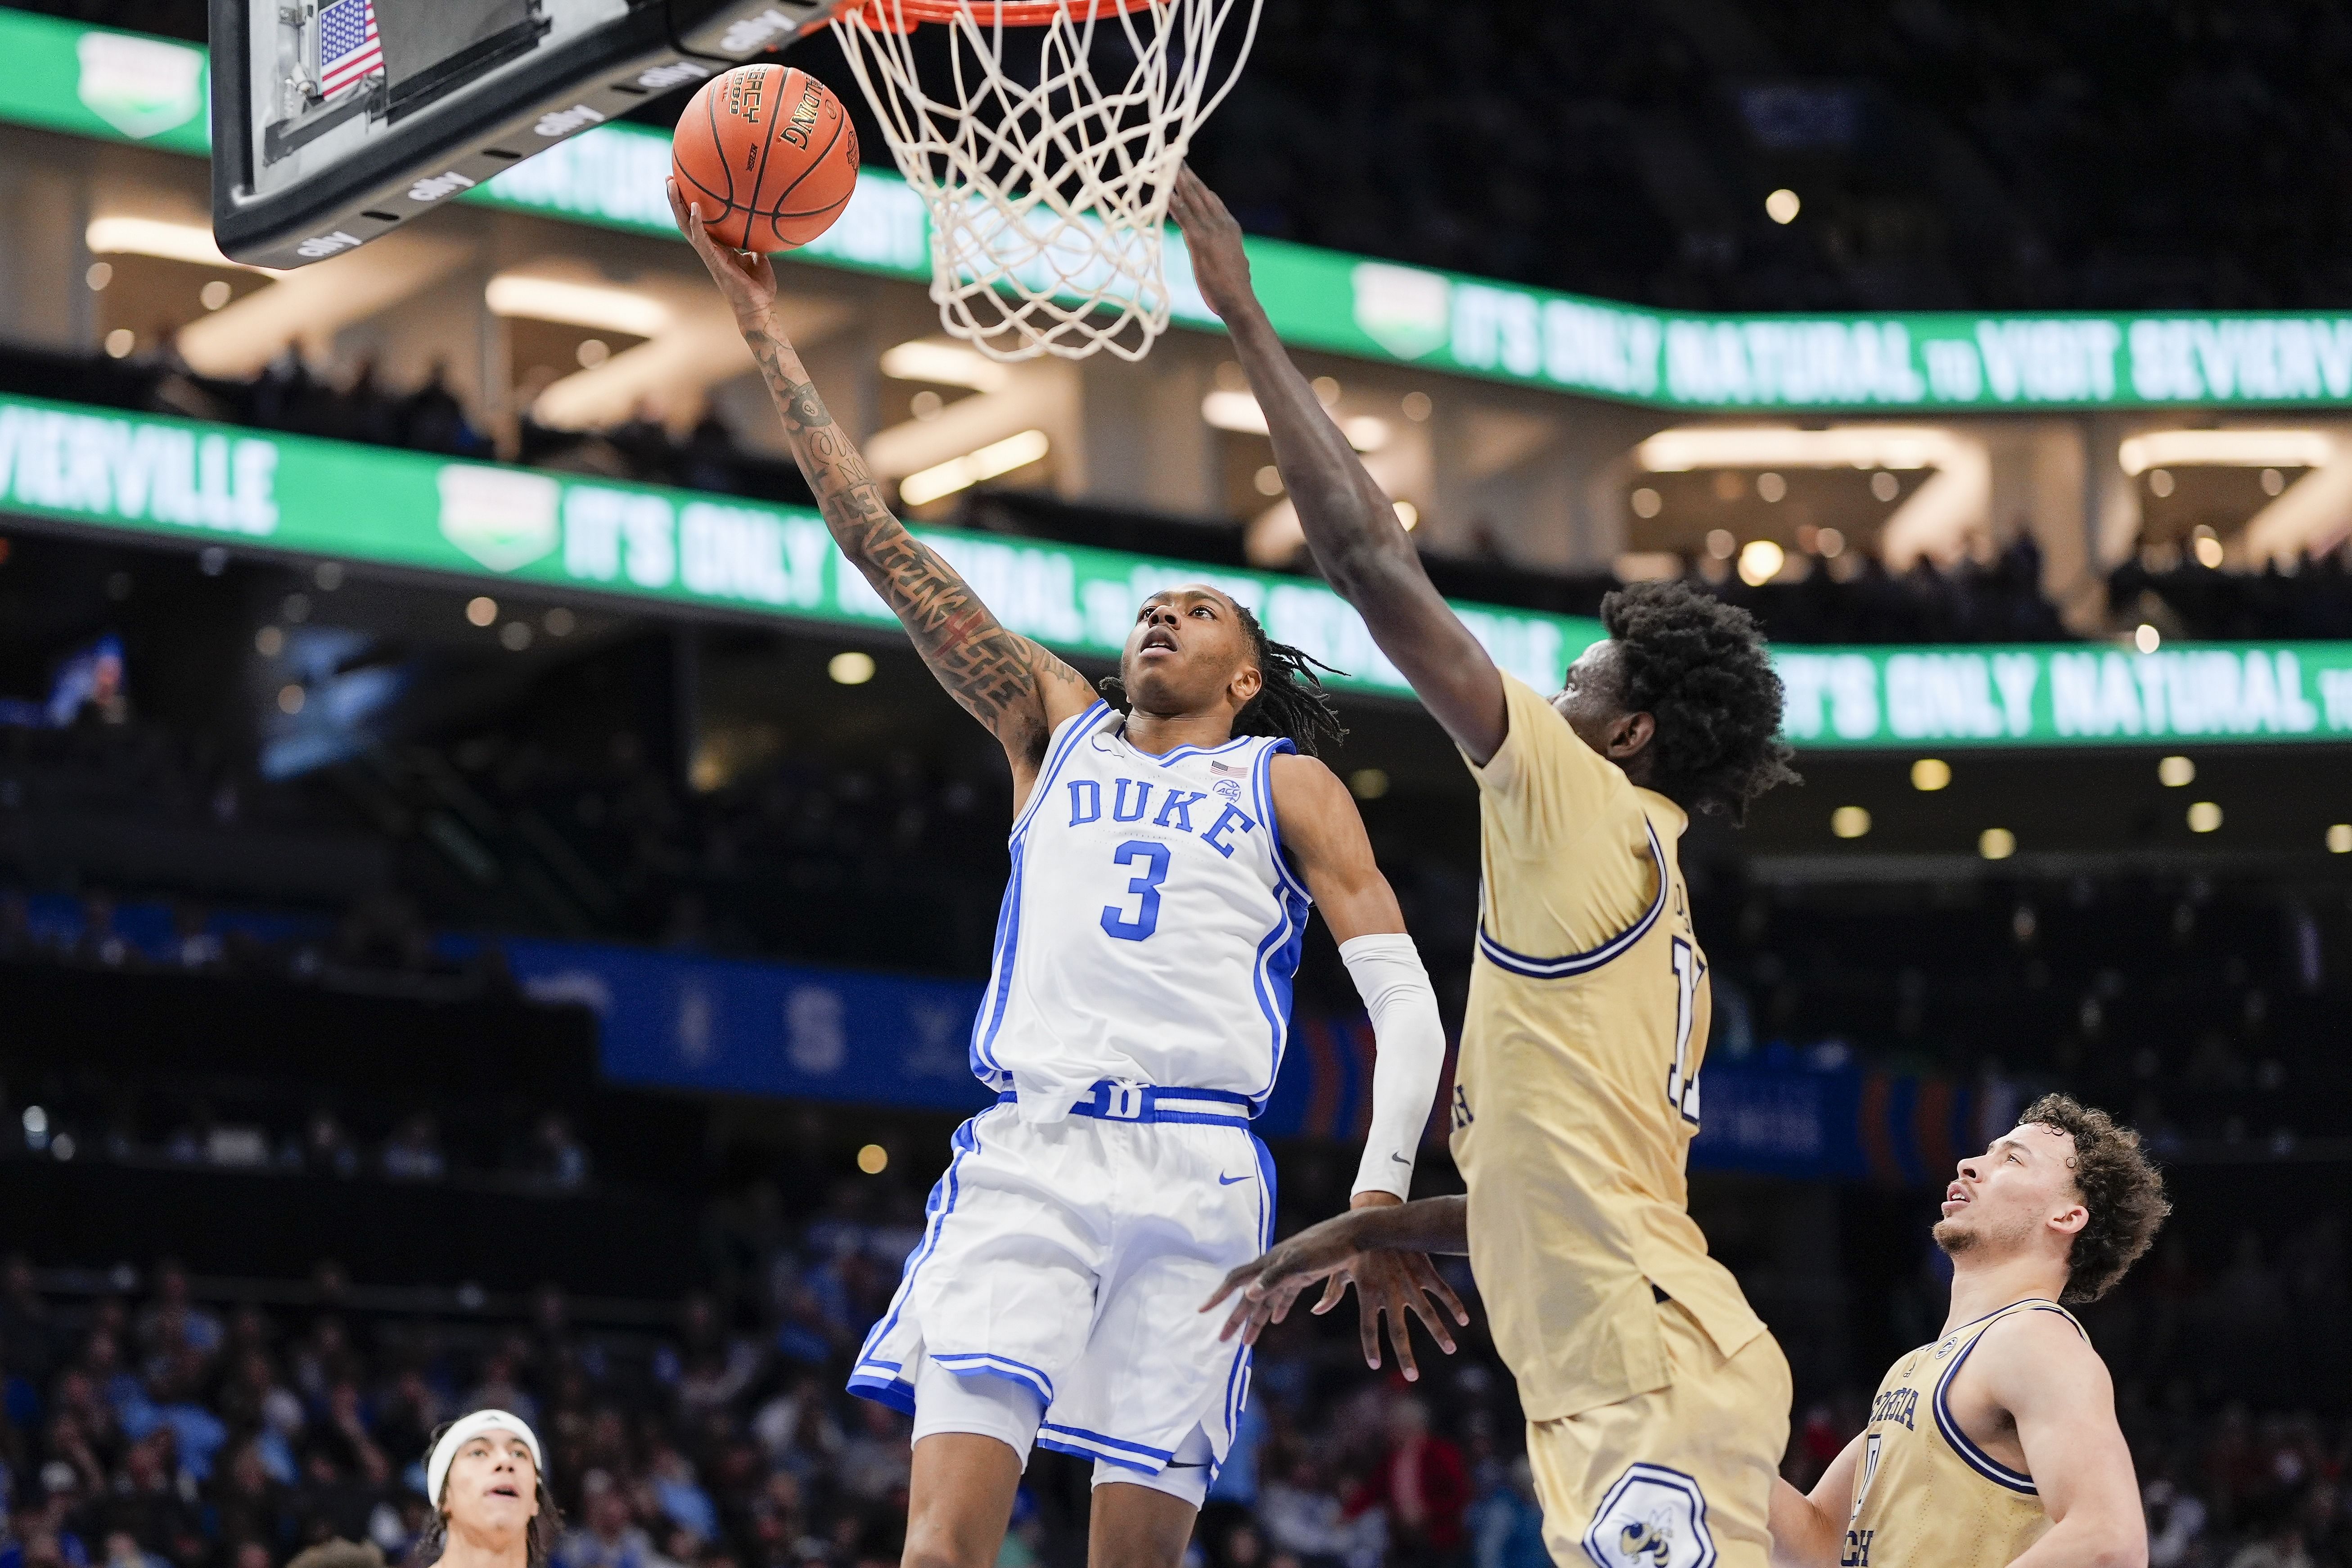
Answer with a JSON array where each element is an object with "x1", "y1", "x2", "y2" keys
[{"x1": 850, "y1": 1095, "x2": 1273, "y2": 1490}]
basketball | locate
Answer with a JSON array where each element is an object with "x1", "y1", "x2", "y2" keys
[{"x1": 671, "y1": 65, "x2": 859, "y2": 252}]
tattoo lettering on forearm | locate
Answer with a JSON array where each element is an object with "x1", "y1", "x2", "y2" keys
[{"x1": 739, "y1": 324, "x2": 1050, "y2": 735}]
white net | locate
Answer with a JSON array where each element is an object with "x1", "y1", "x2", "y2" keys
[{"x1": 830, "y1": 0, "x2": 1263, "y2": 362}]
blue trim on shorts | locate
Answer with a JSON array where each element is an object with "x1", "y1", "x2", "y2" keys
[
  {"x1": 848, "y1": 1111, "x2": 992, "y2": 1404},
  {"x1": 931, "y1": 1350, "x2": 1056, "y2": 1407},
  {"x1": 1037, "y1": 1421, "x2": 1175, "y2": 1475},
  {"x1": 1217, "y1": 1132, "x2": 1278, "y2": 1462},
  {"x1": 845, "y1": 1367, "x2": 915, "y2": 1414}
]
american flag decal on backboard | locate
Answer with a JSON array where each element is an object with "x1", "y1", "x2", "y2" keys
[{"x1": 318, "y1": 0, "x2": 383, "y2": 98}]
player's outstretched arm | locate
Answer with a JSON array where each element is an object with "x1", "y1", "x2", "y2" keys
[
  {"x1": 1265, "y1": 752, "x2": 1458, "y2": 1374},
  {"x1": 1171, "y1": 169, "x2": 1508, "y2": 763},
  {"x1": 668, "y1": 181, "x2": 1097, "y2": 780},
  {"x1": 1269, "y1": 753, "x2": 1446, "y2": 1198},
  {"x1": 1982, "y1": 1315, "x2": 2148, "y2": 1568},
  {"x1": 1766, "y1": 1435, "x2": 1863, "y2": 1568}
]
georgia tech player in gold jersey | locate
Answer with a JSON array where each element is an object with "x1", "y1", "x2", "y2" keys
[
  {"x1": 1177, "y1": 169, "x2": 1809, "y2": 1568},
  {"x1": 1770, "y1": 1095, "x2": 2170, "y2": 1568}
]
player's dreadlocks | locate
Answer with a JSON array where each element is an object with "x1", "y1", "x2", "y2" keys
[
  {"x1": 1604, "y1": 580, "x2": 1800, "y2": 824},
  {"x1": 1100, "y1": 596, "x2": 1348, "y2": 757}
]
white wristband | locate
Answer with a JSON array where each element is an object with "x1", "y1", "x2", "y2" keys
[{"x1": 1339, "y1": 932, "x2": 1446, "y2": 1199}]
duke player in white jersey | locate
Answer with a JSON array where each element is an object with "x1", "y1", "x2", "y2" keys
[{"x1": 671, "y1": 184, "x2": 1453, "y2": 1568}]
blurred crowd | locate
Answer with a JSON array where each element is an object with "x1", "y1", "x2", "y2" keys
[
  {"x1": 2115, "y1": 553, "x2": 2352, "y2": 643},
  {"x1": 1700, "y1": 536, "x2": 2072, "y2": 644},
  {"x1": 1712, "y1": 876, "x2": 2352, "y2": 1149},
  {"x1": 1194, "y1": 0, "x2": 2352, "y2": 314},
  {"x1": 0, "y1": 1192, "x2": 2345, "y2": 1568},
  {"x1": 21, "y1": 0, "x2": 2352, "y2": 312}
]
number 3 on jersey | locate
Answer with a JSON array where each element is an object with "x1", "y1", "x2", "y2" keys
[
  {"x1": 1666, "y1": 936, "x2": 1702, "y2": 1124},
  {"x1": 1100, "y1": 839, "x2": 1171, "y2": 941}
]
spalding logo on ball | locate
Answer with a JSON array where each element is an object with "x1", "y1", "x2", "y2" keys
[{"x1": 671, "y1": 65, "x2": 860, "y2": 252}]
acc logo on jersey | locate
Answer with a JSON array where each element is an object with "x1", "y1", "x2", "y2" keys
[{"x1": 1583, "y1": 1464, "x2": 1715, "y2": 1568}]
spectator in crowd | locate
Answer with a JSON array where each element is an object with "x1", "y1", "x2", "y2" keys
[{"x1": 1349, "y1": 1401, "x2": 1466, "y2": 1568}]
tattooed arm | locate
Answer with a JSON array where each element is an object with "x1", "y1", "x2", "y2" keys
[{"x1": 669, "y1": 180, "x2": 1099, "y2": 787}]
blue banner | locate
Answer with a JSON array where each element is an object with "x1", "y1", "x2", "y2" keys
[
  {"x1": 11, "y1": 890, "x2": 1968, "y2": 1182},
  {"x1": 500, "y1": 937, "x2": 997, "y2": 1115}
]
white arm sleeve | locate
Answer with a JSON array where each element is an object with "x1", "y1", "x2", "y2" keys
[{"x1": 1340, "y1": 932, "x2": 1447, "y2": 1200}]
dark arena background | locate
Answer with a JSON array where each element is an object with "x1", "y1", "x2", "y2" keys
[{"x1": 2, "y1": 4, "x2": 2351, "y2": 1568}]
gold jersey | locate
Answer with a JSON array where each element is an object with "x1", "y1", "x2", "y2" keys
[
  {"x1": 1842, "y1": 1298, "x2": 2082, "y2": 1568},
  {"x1": 1450, "y1": 674, "x2": 1768, "y2": 1422}
]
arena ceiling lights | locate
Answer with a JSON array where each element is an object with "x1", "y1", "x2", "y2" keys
[
  {"x1": 1636, "y1": 424, "x2": 1991, "y2": 569},
  {"x1": 879, "y1": 339, "x2": 1012, "y2": 395},
  {"x1": 1635, "y1": 425, "x2": 1958, "y2": 473},
  {"x1": 483, "y1": 272, "x2": 671, "y2": 337},
  {"x1": 2116, "y1": 429, "x2": 2334, "y2": 474},
  {"x1": 86, "y1": 215, "x2": 281, "y2": 275},
  {"x1": 1200, "y1": 389, "x2": 1392, "y2": 453}
]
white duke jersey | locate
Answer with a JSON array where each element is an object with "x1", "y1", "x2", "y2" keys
[{"x1": 970, "y1": 700, "x2": 1311, "y2": 1118}]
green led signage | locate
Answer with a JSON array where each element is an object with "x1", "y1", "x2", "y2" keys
[{"x1": 5, "y1": 392, "x2": 2352, "y2": 747}]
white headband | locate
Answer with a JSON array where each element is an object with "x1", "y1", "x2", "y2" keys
[{"x1": 427, "y1": 1410, "x2": 545, "y2": 1510}]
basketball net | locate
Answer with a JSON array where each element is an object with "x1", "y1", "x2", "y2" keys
[{"x1": 830, "y1": 0, "x2": 1263, "y2": 362}]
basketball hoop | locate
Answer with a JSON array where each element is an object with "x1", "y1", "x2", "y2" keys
[{"x1": 830, "y1": 0, "x2": 1262, "y2": 362}]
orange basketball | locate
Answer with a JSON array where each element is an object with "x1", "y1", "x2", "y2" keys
[{"x1": 671, "y1": 65, "x2": 860, "y2": 252}]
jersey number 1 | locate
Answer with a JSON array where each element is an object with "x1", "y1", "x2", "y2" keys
[
  {"x1": 1667, "y1": 936, "x2": 1702, "y2": 1124},
  {"x1": 1100, "y1": 840, "x2": 1171, "y2": 942}
]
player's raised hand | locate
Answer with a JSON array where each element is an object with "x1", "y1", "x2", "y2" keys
[
  {"x1": 1203, "y1": 1210, "x2": 1469, "y2": 1380},
  {"x1": 668, "y1": 177, "x2": 777, "y2": 326},
  {"x1": 1168, "y1": 166, "x2": 1253, "y2": 322},
  {"x1": 1316, "y1": 1248, "x2": 1468, "y2": 1383}
]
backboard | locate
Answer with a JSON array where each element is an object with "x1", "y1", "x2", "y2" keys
[{"x1": 209, "y1": 0, "x2": 853, "y2": 268}]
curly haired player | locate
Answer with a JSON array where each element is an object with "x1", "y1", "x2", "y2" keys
[
  {"x1": 1179, "y1": 165, "x2": 1803, "y2": 1568},
  {"x1": 1768, "y1": 1095, "x2": 2169, "y2": 1568},
  {"x1": 668, "y1": 180, "x2": 1452, "y2": 1568}
]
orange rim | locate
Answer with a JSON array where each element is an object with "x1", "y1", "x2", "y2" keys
[{"x1": 845, "y1": 0, "x2": 1158, "y2": 28}]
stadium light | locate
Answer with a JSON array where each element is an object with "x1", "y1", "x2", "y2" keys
[
  {"x1": 86, "y1": 216, "x2": 281, "y2": 276},
  {"x1": 880, "y1": 339, "x2": 1012, "y2": 393},
  {"x1": 1202, "y1": 389, "x2": 1270, "y2": 435},
  {"x1": 483, "y1": 274, "x2": 671, "y2": 338},
  {"x1": 1636, "y1": 426, "x2": 1952, "y2": 472},
  {"x1": 899, "y1": 429, "x2": 1052, "y2": 506},
  {"x1": 2117, "y1": 429, "x2": 2333, "y2": 475},
  {"x1": 1201, "y1": 392, "x2": 1391, "y2": 453},
  {"x1": 1737, "y1": 539, "x2": 1785, "y2": 585}
]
